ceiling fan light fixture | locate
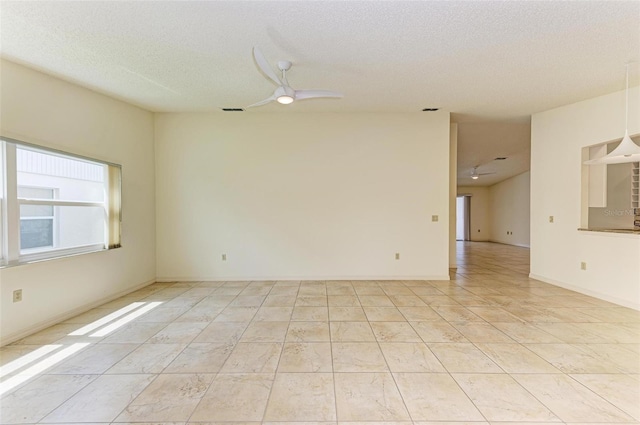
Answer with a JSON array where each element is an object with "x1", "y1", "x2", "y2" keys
[
  {"x1": 276, "y1": 95, "x2": 294, "y2": 104},
  {"x1": 248, "y1": 47, "x2": 343, "y2": 108},
  {"x1": 471, "y1": 175, "x2": 479, "y2": 180},
  {"x1": 274, "y1": 84, "x2": 295, "y2": 105}
]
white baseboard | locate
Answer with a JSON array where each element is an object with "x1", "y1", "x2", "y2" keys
[
  {"x1": 156, "y1": 275, "x2": 451, "y2": 282},
  {"x1": 1, "y1": 279, "x2": 156, "y2": 347},
  {"x1": 529, "y1": 273, "x2": 640, "y2": 311}
]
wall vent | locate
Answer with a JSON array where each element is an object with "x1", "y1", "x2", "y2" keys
[{"x1": 221, "y1": 108, "x2": 245, "y2": 112}]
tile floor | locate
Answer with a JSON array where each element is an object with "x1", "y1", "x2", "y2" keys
[{"x1": 1, "y1": 241, "x2": 639, "y2": 424}]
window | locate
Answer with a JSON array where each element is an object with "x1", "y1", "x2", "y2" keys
[
  {"x1": 0, "y1": 138, "x2": 122, "y2": 266},
  {"x1": 19, "y1": 186, "x2": 56, "y2": 250}
]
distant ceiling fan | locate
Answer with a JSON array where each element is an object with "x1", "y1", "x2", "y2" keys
[
  {"x1": 470, "y1": 166, "x2": 496, "y2": 180},
  {"x1": 247, "y1": 47, "x2": 343, "y2": 108}
]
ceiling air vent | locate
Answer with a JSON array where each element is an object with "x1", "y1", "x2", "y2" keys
[
  {"x1": 495, "y1": 157, "x2": 507, "y2": 160},
  {"x1": 221, "y1": 108, "x2": 245, "y2": 112},
  {"x1": 422, "y1": 108, "x2": 439, "y2": 112}
]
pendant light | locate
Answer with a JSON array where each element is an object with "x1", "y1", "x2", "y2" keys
[{"x1": 584, "y1": 64, "x2": 640, "y2": 165}]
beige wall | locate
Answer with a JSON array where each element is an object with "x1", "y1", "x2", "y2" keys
[
  {"x1": 489, "y1": 171, "x2": 531, "y2": 247},
  {"x1": 0, "y1": 60, "x2": 156, "y2": 343},
  {"x1": 531, "y1": 86, "x2": 640, "y2": 309},
  {"x1": 457, "y1": 186, "x2": 490, "y2": 241},
  {"x1": 154, "y1": 112, "x2": 451, "y2": 281}
]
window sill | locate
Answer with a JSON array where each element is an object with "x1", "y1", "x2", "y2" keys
[{"x1": 0, "y1": 244, "x2": 119, "y2": 269}]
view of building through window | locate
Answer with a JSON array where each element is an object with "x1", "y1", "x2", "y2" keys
[
  {"x1": 17, "y1": 148, "x2": 107, "y2": 255},
  {"x1": 0, "y1": 139, "x2": 122, "y2": 265}
]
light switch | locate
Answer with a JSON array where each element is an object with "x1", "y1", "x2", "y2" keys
[{"x1": 549, "y1": 216, "x2": 554, "y2": 223}]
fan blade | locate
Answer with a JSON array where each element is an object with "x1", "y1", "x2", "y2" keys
[
  {"x1": 478, "y1": 172, "x2": 496, "y2": 176},
  {"x1": 246, "y1": 95, "x2": 276, "y2": 108},
  {"x1": 252, "y1": 47, "x2": 282, "y2": 85},
  {"x1": 294, "y1": 89, "x2": 343, "y2": 100}
]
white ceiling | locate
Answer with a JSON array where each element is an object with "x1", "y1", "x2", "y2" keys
[{"x1": 1, "y1": 1, "x2": 639, "y2": 185}]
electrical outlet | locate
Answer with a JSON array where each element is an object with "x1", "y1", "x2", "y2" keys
[
  {"x1": 13, "y1": 289, "x2": 22, "y2": 303},
  {"x1": 222, "y1": 254, "x2": 227, "y2": 261},
  {"x1": 432, "y1": 215, "x2": 439, "y2": 222},
  {"x1": 549, "y1": 216, "x2": 554, "y2": 223},
  {"x1": 395, "y1": 253, "x2": 400, "y2": 260},
  {"x1": 580, "y1": 262, "x2": 587, "y2": 271}
]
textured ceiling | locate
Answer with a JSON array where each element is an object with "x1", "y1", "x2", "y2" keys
[{"x1": 1, "y1": 1, "x2": 639, "y2": 185}]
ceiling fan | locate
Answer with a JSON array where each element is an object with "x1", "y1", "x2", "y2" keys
[
  {"x1": 247, "y1": 47, "x2": 343, "y2": 108},
  {"x1": 470, "y1": 166, "x2": 496, "y2": 180}
]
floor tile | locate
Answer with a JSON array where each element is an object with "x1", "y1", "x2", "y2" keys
[
  {"x1": 328, "y1": 295, "x2": 360, "y2": 306},
  {"x1": 174, "y1": 305, "x2": 224, "y2": 322},
  {"x1": 389, "y1": 295, "x2": 427, "y2": 307},
  {"x1": 330, "y1": 321, "x2": 376, "y2": 341},
  {"x1": 240, "y1": 321, "x2": 289, "y2": 342},
  {"x1": 328, "y1": 306, "x2": 367, "y2": 321},
  {"x1": 295, "y1": 296, "x2": 328, "y2": 307},
  {"x1": 524, "y1": 343, "x2": 624, "y2": 373},
  {"x1": 115, "y1": 373, "x2": 213, "y2": 422},
  {"x1": 192, "y1": 321, "x2": 247, "y2": 344},
  {"x1": 214, "y1": 307, "x2": 259, "y2": 322},
  {"x1": 264, "y1": 373, "x2": 336, "y2": 421},
  {"x1": 262, "y1": 295, "x2": 297, "y2": 307},
  {"x1": 379, "y1": 342, "x2": 445, "y2": 372},
  {"x1": 99, "y1": 322, "x2": 168, "y2": 344},
  {"x1": 286, "y1": 322, "x2": 330, "y2": 342},
  {"x1": 450, "y1": 322, "x2": 515, "y2": 343},
  {"x1": 48, "y1": 343, "x2": 138, "y2": 374},
  {"x1": 229, "y1": 295, "x2": 266, "y2": 307},
  {"x1": 358, "y1": 296, "x2": 395, "y2": 307},
  {"x1": 334, "y1": 373, "x2": 410, "y2": 421},
  {"x1": 570, "y1": 373, "x2": 640, "y2": 420},
  {"x1": 491, "y1": 322, "x2": 563, "y2": 343},
  {"x1": 138, "y1": 305, "x2": 193, "y2": 322},
  {"x1": 452, "y1": 373, "x2": 559, "y2": 422},
  {"x1": 393, "y1": 373, "x2": 483, "y2": 421},
  {"x1": 428, "y1": 343, "x2": 502, "y2": 373},
  {"x1": 474, "y1": 343, "x2": 560, "y2": 373},
  {"x1": 163, "y1": 342, "x2": 233, "y2": 373},
  {"x1": 332, "y1": 342, "x2": 388, "y2": 372},
  {"x1": 362, "y1": 306, "x2": 406, "y2": 321},
  {"x1": 370, "y1": 322, "x2": 422, "y2": 342},
  {"x1": 252, "y1": 306, "x2": 294, "y2": 321},
  {"x1": 278, "y1": 342, "x2": 332, "y2": 372},
  {"x1": 411, "y1": 321, "x2": 468, "y2": 343},
  {"x1": 573, "y1": 343, "x2": 640, "y2": 373},
  {"x1": 105, "y1": 343, "x2": 186, "y2": 374},
  {"x1": 4, "y1": 242, "x2": 638, "y2": 425},
  {"x1": 432, "y1": 306, "x2": 483, "y2": 322},
  {"x1": 190, "y1": 374, "x2": 273, "y2": 421},
  {"x1": 0, "y1": 374, "x2": 96, "y2": 423},
  {"x1": 397, "y1": 306, "x2": 441, "y2": 321},
  {"x1": 41, "y1": 374, "x2": 155, "y2": 423},
  {"x1": 219, "y1": 342, "x2": 282, "y2": 373},
  {"x1": 513, "y1": 373, "x2": 635, "y2": 422},
  {"x1": 291, "y1": 306, "x2": 329, "y2": 321}
]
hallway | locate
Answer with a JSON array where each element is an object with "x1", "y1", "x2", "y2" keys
[{"x1": 1, "y1": 242, "x2": 639, "y2": 424}]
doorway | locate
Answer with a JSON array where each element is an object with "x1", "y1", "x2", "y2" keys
[{"x1": 456, "y1": 195, "x2": 471, "y2": 241}]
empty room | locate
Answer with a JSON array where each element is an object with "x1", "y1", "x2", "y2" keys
[{"x1": 1, "y1": 1, "x2": 639, "y2": 424}]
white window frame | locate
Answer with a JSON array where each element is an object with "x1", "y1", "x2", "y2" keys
[{"x1": 1, "y1": 138, "x2": 121, "y2": 267}]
